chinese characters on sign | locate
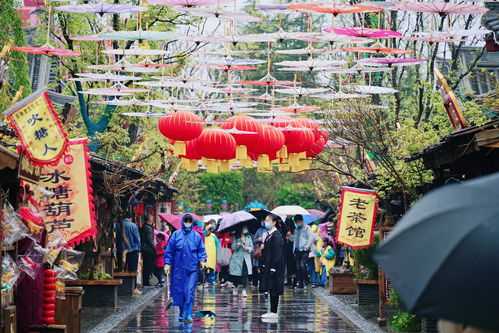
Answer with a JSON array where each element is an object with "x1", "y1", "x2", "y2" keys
[
  {"x1": 3, "y1": 90, "x2": 68, "y2": 165},
  {"x1": 336, "y1": 187, "x2": 379, "y2": 249},
  {"x1": 37, "y1": 140, "x2": 97, "y2": 246}
]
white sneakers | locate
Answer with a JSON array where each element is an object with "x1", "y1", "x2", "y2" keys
[
  {"x1": 241, "y1": 290, "x2": 247, "y2": 297},
  {"x1": 261, "y1": 312, "x2": 278, "y2": 320},
  {"x1": 232, "y1": 287, "x2": 239, "y2": 296}
]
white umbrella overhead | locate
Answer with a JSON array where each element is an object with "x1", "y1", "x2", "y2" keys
[{"x1": 271, "y1": 205, "x2": 311, "y2": 216}]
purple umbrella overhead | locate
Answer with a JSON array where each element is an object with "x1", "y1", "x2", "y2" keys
[{"x1": 217, "y1": 211, "x2": 258, "y2": 234}]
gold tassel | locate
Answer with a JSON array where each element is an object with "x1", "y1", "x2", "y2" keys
[
  {"x1": 201, "y1": 157, "x2": 208, "y2": 166},
  {"x1": 173, "y1": 141, "x2": 186, "y2": 156},
  {"x1": 277, "y1": 145, "x2": 288, "y2": 159},
  {"x1": 300, "y1": 158, "x2": 312, "y2": 171},
  {"x1": 240, "y1": 158, "x2": 253, "y2": 168},
  {"x1": 258, "y1": 154, "x2": 270, "y2": 169},
  {"x1": 206, "y1": 159, "x2": 219, "y2": 174},
  {"x1": 180, "y1": 158, "x2": 189, "y2": 169},
  {"x1": 220, "y1": 160, "x2": 230, "y2": 172},
  {"x1": 279, "y1": 162, "x2": 290, "y2": 172},
  {"x1": 236, "y1": 145, "x2": 247, "y2": 160},
  {"x1": 187, "y1": 159, "x2": 198, "y2": 172},
  {"x1": 289, "y1": 153, "x2": 300, "y2": 167}
]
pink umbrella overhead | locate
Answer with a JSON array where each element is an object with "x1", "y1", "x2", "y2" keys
[
  {"x1": 55, "y1": 4, "x2": 148, "y2": 15},
  {"x1": 326, "y1": 27, "x2": 402, "y2": 38},
  {"x1": 395, "y1": 2, "x2": 489, "y2": 16},
  {"x1": 13, "y1": 45, "x2": 81, "y2": 57},
  {"x1": 356, "y1": 57, "x2": 427, "y2": 68},
  {"x1": 147, "y1": 0, "x2": 234, "y2": 7},
  {"x1": 158, "y1": 213, "x2": 182, "y2": 230}
]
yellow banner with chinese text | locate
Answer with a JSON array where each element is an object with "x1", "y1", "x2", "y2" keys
[
  {"x1": 336, "y1": 187, "x2": 378, "y2": 249},
  {"x1": 39, "y1": 140, "x2": 96, "y2": 247},
  {"x1": 4, "y1": 90, "x2": 67, "y2": 165}
]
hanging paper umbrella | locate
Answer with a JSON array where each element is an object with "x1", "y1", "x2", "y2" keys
[
  {"x1": 102, "y1": 48, "x2": 169, "y2": 57},
  {"x1": 254, "y1": 5, "x2": 288, "y2": 12},
  {"x1": 136, "y1": 80, "x2": 203, "y2": 91},
  {"x1": 147, "y1": 0, "x2": 234, "y2": 7},
  {"x1": 265, "y1": 28, "x2": 326, "y2": 43},
  {"x1": 79, "y1": 89, "x2": 132, "y2": 97},
  {"x1": 343, "y1": 41, "x2": 414, "y2": 54},
  {"x1": 289, "y1": 3, "x2": 382, "y2": 16},
  {"x1": 344, "y1": 85, "x2": 399, "y2": 94},
  {"x1": 213, "y1": 33, "x2": 277, "y2": 46},
  {"x1": 327, "y1": 27, "x2": 402, "y2": 38},
  {"x1": 201, "y1": 64, "x2": 258, "y2": 72},
  {"x1": 137, "y1": 58, "x2": 176, "y2": 68},
  {"x1": 395, "y1": 2, "x2": 488, "y2": 15},
  {"x1": 425, "y1": 29, "x2": 492, "y2": 38},
  {"x1": 274, "y1": 87, "x2": 329, "y2": 98},
  {"x1": 71, "y1": 26, "x2": 115, "y2": 41},
  {"x1": 356, "y1": 57, "x2": 427, "y2": 68},
  {"x1": 55, "y1": 4, "x2": 148, "y2": 15},
  {"x1": 151, "y1": 75, "x2": 212, "y2": 85},
  {"x1": 275, "y1": 46, "x2": 342, "y2": 56},
  {"x1": 199, "y1": 86, "x2": 256, "y2": 94},
  {"x1": 87, "y1": 60, "x2": 161, "y2": 73},
  {"x1": 178, "y1": 8, "x2": 262, "y2": 22},
  {"x1": 99, "y1": 30, "x2": 179, "y2": 42},
  {"x1": 13, "y1": 45, "x2": 81, "y2": 57},
  {"x1": 324, "y1": 65, "x2": 391, "y2": 74},
  {"x1": 242, "y1": 92, "x2": 292, "y2": 102},
  {"x1": 122, "y1": 112, "x2": 171, "y2": 117},
  {"x1": 359, "y1": 1, "x2": 397, "y2": 9},
  {"x1": 309, "y1": 33, "x2": 373, "y2": 45},
  {"x1": 95, "y1": 97, "x2": 148, "y2": 106},
  {"x1": 76, "y1": 72, "x2": 142, "y2": 82},
  {"x1": 405, "y1": 35, "x2": 467, "y2": 44},
  {"x1": 235, "y1": 73, "x2": 295, "y2": 86},
  {"x1": 312, "y1": 91, "x2": 370, "y2": 99},
  {"x1": 274, "y1": 59, "x2": 347, "y2": 68},
  {"x1": 250, "y1": 117, "x2": 299, "y2": 123},
  {"x1": 199, "y1": 57, "x2": 266, "y2": 66},
  {"x1": 272, "y1": 102, "x2": 319, "y2": 113}
]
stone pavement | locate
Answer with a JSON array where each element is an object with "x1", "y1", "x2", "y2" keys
[{"x1": 108, "y1": 284, "x2": 363, "y2": 332}]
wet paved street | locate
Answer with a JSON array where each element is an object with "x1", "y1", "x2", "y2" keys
[{"x1": 111, "y1": 285, "x2": 360, "y2": 332}]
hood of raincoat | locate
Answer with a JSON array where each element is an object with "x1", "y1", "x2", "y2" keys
[{"x1": 181, "y1": 213, "x2": 194, "y2": 232}]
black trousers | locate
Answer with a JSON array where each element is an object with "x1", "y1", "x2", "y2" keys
[
  {"x1": 270, "y1": 295, "x2": 279, "y2": 313},
  {"x1": 142, "y1": 250, "x2": 155, "y2": 285},
  {"x1": 233, "y1": 264, "x2": 248, "y2": 289},
  {"x1": 294, "y1": 251, "x2": 309, "y2": 286},
  {"x1": 126, "y1": 251, "x2": 139, "y2": 273}
]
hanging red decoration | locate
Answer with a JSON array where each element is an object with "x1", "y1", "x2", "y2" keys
[
  {"x1": 220, "y1": 115, "x2": 262, "y2": 159},
  {"x1": 247, "y1": 125, "x2": 285, "y2": 170},
  {"x1": 307, "y1": 131, "x2": 329, "y2": 157},
  {"x1": 158, "y1": 110, "x2": 203, "y2": 155},
  {"x1": 294, "y1": 117, "x2": 321, "y2": 141},
  {"x1": 43, "y1": 269, "x2": 57, "y2": 325},
  {"x1": 193, "y1": 129, "x2": 237, "y2": 173},
  {"x1": 179, "y1": 139, "x2": 201, "y2": 172}
]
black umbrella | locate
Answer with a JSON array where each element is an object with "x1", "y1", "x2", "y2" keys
[
  {"x1": 374, "y1": 172, "x2": 499, "y2": 331},
  {"x1": 248, "y1": 209, "x2": 272, "y2": 221}
]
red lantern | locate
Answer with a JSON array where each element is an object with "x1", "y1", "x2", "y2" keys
[
  {"x1": 272, "y1": 116, "x2": 301, "y2": 145},
  {"x1": 247, "y1": 126, "x2": 285, "y2": 170},
  {"x1": 307, "y1": 131, "x2": 329, "y2": 157},
  {"x1": 220, "y1": 115, "x2": 262, "y2": 159},
  {"x1": 158, "y1": 111, "x2": 203, "y2": 155},
  {"x1": 179, "y1": 139, "x2": 201, "y2": 172},
  {"x1": 194, "y1": 129, "x2": 237, "y2": 173},
  {"x1": 294, "y1": 117, "x2": 321, "y2": 141}
]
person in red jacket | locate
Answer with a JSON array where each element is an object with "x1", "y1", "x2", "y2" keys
[{"x1": 154, "y1": 233, "x2": 167, "y2": 287}]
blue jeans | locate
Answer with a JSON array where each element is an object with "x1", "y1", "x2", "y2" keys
[{"x1": 206, "y1": 268, "x2": 216, "y2": 283}]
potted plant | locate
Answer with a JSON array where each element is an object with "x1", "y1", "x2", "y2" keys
[
  {"x1": 329, "y1": 265, "x2": 356, "y2": 294},
  {"x1": 352, "y1": 235, "x2": 380, "y2": 306},
  {"x1": 65, "y1": 268, "x2": 122, "y2": 308},
  {"x1": 388, "y1": 289, "x2": 421, "y2": 332}
]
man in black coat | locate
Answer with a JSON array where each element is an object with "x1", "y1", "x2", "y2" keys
[
  {"x1": 260, "y1": 214, "x2": 286, "y2": 320},
  {"x1": 140, "y1": 215, "x2": 156, "y2": 287}
]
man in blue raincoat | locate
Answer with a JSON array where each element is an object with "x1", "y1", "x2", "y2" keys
[{"x1": 164, "y1": 214, "x2": 206, "y2": 323}]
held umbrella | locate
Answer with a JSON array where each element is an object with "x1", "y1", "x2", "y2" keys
[
  {"x1": 303, "y1": 209, "x2": 326, "y2": 224},
  {"x1": 374, "y1": 172, "x2": 499, "y2": 331},
  {"x1": 248, "y1": 209, "x2": 272, "y2": 222},
  {"x1": 271, "y1": 205, "x2": 310, "y2": 216},
  {"x1": 158, "y1": 213, "x2": 182, "y2": 230},
  {"x1": 217, "y1": 211, "x2": 259, "y2": 234}
]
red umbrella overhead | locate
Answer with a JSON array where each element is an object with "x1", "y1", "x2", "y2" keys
[
  {"x1": 13, "y1": 45, "x2": 81, "y2": 57},
  {"x1": 158, "y1": 213, "x2": 182, "y2": 230},
  {"x1": 200, "y1": 64, "x2": 258, "y2": 71},
  {"x1": 343, "y1": 41, "x2": 413, "y2": 55}
]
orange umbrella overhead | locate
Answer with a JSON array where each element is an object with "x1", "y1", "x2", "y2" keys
[{"x1": 343, "y1": 41, "x2": 414, "y2": 55}]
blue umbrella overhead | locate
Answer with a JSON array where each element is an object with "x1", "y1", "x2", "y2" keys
[
  {"x1": 217, "y1": 211, "x2": 258, "y2": 234},
  {"x1": 374, "y1": 172, "x2": 499, "y2": 331}
]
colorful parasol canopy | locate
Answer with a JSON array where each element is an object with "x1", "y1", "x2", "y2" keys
[
  {"x1": 304, "y1": 32, "x2": 373, "y2": 45},
  {"x1": 55, "y1": 4, "x2": 148, "y2": 15},
  {"x1": 272, "y1": 102, "x2": 319, "y2": 113},
  {"x1": 76, "y1": 72, "x2": 142, "y2": 82},
  {"x1": 312, "y1": 91, "x2": 370, "y2": 99},
  {"x1": 102, "y1": 48, "x2": 169, "y2": 56},
  {"x1": 344, "y1": 85, "x2": 399, "y2": 94},
  {"x1": 235, "y1": 73, "x2": 295, "y2": 86},
  {"x1": 199, "y1": 86, "x2": 256, "y2": 94},
  {"x1": 324, "y1": 65, "x2": 391, "y2": 74},
  {"x1": 266, "y1": 29, "x2": 329, "y2": 43},
  {"x1": 213, "y1": 33, "x2": 277, "y2": 45},
  {"x1": 359, "y1": 1, "x2": 397, "y2": 9},
  {"x1": 405, "y1": 35, "x2": 467, "y2": 44},
  {"x1": 395, "y1": 2, "x2": 489, "y2": 15},
  {"x1": 147, "y1": 0, "x2": 234, "y2": 6},
  {"x1": 274, "y1": 87, "x2": 329, "y2": 97},
  {"x1": 242, "y1": 92, "x2": 292, "y2": 102},
  {"x1": 151, "y1": 76, "x2": 212, "y2": 84},
  {"x1": 136, "y1": 80, "x2": 203, "y2": 90},
  {"x1": 343, "y1": 41, "x2": 413, "y2": 54},
  {"x1": 275, "y1": 46, "x2": 342, "y2": 56},
  {"x1": 199, "y1": 57, "x2": 266, "y2": 66},
  {"x1": 356, "y1": 57, "x2": 427, "y2": 68},
  {"x1": 122, "y1": 112, "x2": 171, "y2": 117},
  {"x1": 79, "y1": 89, "x2": 132, "y2": 97},
  {"x1": 95, "y1": 97, "x2": 148, "y2": 106},
  {"x1": 274, "y1": 59, "x2": 348, "y2": 69},
  {"x1": 178, "y1": 8, "x2": 262, "y2": 22},
  {"x1": 327, "y1": 27, "x2": 402, "y2": 38},
  {"x1": 289, "y1": 3, "x2": 382, "y2": 15},
  {"x1": 13, "y1": 45, "x2": 81, "y2": 57},
  {"x1": 201, "y1": 64, "x2": 258, "y2": 71},
  {"x1": 99, "y1": 30, "x2": 179, "y2": 42}
]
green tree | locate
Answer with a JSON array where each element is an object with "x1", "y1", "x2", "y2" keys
[
  {"x1": 0, "y1": 0, "x2": 31, "y2": 111},
  {"x1": 275, "y1": 183, "x2": 317, "y2": 209},
  {"x1": 198, "y1": 171, "x2": 244, "y2": 213}
]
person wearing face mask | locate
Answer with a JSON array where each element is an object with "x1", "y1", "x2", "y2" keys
[
  {"x1": 203, "y1": 220, "x2": 219, "y2": 285},
  {"x1": 260, "y1": 214, "x2": 285, "y2": 320},
  {"x1": 229, "y1": 226, "x2": 253, "y2": 297},
  {"x1": 164, "y1": 214, "x2": 207, "y2": 323},
  {"x1": 292, "y1": 214, "x2": 314, "y2": 289}
]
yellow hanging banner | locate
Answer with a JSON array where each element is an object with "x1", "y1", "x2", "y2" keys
[
  {"x1": 4, "y1": 90, "x2": 68, "y2": 165},
  {"x1": 38, "y1": 139, "x2": 97, "y2": 247},
  {"x1": 336, "y1": 187, "x2": 379, "y2": 249}
]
